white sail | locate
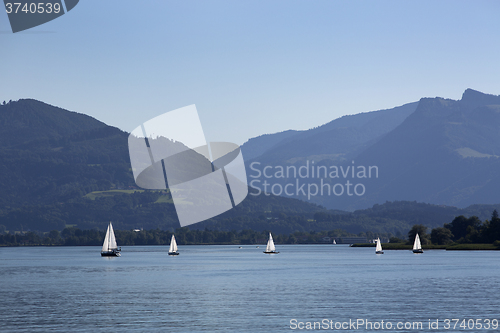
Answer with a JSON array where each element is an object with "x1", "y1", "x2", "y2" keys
[
  {"x1": 266, "y1": 233, "x2": 276, "y2": 252},
  {"x1": 169, "y1": 235, "x2": 178, "y2": 253},
  {"x1": 101, "y1": 224, "x2": 110, "y2": 252},
  {"x1": 413, "y1": 233, "x2": 422, "y2": 250},
  {"x1": 375, "y1": 238, "x2": 383, "y2": 252},
  {"x1": 333, "y1": 239, "x2": 336, "y2": 245},
  {"x1": 108, "y1": 222, "x2": 117, "y2": 249},
  {"x1": 101, "y1": 222, "x2": 118, "y2": 252}
]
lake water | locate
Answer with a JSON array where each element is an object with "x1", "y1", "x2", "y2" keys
[{"x1": 1, "y1": 245, "x2": 499, "y2": 332}]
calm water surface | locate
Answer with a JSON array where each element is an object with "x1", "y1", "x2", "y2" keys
[{"x1": 1, "y1": 245, "x2": 499, "y2": 332}]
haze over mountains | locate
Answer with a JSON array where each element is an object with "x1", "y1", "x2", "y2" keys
[
  {"x1": 242, "y1": 89, "x2": 500, "y2": 211},
  {"x1": 1, "y1": 91, "x2": 499, "y2": 234},
  {"x1": 242, "y1": 101, "x2": 418, "y2": 163}
]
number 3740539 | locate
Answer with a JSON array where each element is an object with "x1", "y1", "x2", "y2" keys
[
  {"x1": 5, "y1": 2, "x2": 61, "y2": 14},
  {"x1": 443, "y1": 319, "x2": 498, "y2": 330}
]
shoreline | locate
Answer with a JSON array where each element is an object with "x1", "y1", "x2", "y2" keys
[
  {"x1": 350, "y1": 243, "x2": 500, "y2": 251},
  {"x1": 2, "y1": 243, "x2": 499, "y2": 250}
]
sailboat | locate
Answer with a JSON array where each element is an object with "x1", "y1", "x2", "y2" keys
[
  {"x1": 101, "y1": 222, "x2": 121, "y2": 257},
  {"x1": 333, "y1": 239, "x2": 336, "y2": 245},
  {"x1": 264, "y1": 232, "x2": 279, "y2": 254},
  {"x1": 413, "y1": 233, "x2": 424, "y2": 253},
  {"x1": 375, "y1": 237, "x2": 384, "y2": 254},
  {"x1": 168, "y1": 234, "x2": 179, "y2": 256}
]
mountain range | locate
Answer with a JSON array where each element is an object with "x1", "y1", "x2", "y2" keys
[
  {"x1": 242, "y1": 89, "x2": 500, "y2": 211},
  {"x1": 242, "y1": 101, "x2": 418, "y2": 163},
  {"x1": 0, "y1": 99, "x2": 324, "y2": 232},
  {"x1": 0, "y1": 93, "x2": 499, "y2": 234}
]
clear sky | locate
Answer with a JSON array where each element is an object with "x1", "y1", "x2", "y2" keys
[{"x1": 2, "y1": 0, "x2": 500, "y2": 145}]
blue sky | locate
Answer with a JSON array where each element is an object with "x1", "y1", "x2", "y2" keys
[{"x1": 1, "y1": 0, "x2": 500, "y2": 145}]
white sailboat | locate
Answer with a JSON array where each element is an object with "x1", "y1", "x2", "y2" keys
[
  {"x1": 101, "y1": 222, "x2": 121, "y2": 257},
  {"x1": 413, "y1": 233, "x2": 423, "y2": 253},
  {"x1": 264, "y1": 232, "x2": 279, "y2": 254},
  {"x1": 333, "y1": 239, "x2": 336, "y2": 245},
  {"x1": 168, "y1": 234, "x2": 179, "y2": 256},
  {"x1": 375, "y1": 237, "x2": 384, "y2": 254}
]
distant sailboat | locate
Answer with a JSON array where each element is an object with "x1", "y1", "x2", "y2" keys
[
  {"x1": 101, "y1": 222, "x2": 121, "y2": 257},
  {"x1": 413, "y1": 233, "x2": 424, "y2": 253},
  {"x1": 168, "y1": 234, "x2": 179, "y2": 256},
  {"x1": 375, "y1": 237, "x2": 384, "y2": 254},
  {"x1": 264, "y1": 233, "x2": 279, "y2": 254},
  {"x1": 333, "y1": 239, "x2": 336, "y2": 245}
]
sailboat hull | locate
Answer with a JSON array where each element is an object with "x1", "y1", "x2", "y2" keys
[
  {"x1": 101, "y1": 250, "x2": 121, "y2": 257},
  {"x1": 413, "y1": 249, "x2": 424, "y2": 253},
  {"x1": 264, "y1": 251, "x2": 279, "y2": 254},
  {"x1": 376, "y1": 251, "x2": 384, "y2": 254},
  {"x1": 168, "y1": 252, "x2": 179, "y2": 256}
]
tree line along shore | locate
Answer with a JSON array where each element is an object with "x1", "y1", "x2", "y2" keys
[
  {"x1": 1, "y1": 210, "x2": 499, "y2": 249},
  {"x1": 353, "y1": 210, "x2": 500, "y2": 250}
]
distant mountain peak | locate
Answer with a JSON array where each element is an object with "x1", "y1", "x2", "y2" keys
[
  {"x1": 462, "y1": 88, "x2": 486, "y2": 99},
  {"x1": 0, "y1": 98, "x2": 108, "y2": 147},
  {"x1": 461, "y1": 88, "x2": 500, "y2": 107}
]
